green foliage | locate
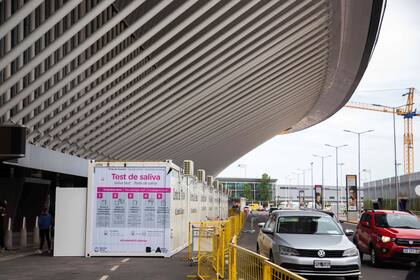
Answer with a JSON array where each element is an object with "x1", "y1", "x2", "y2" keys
[
  {"x1": 259, "y1": 173, "x2": 270, "y2": 201},
  {"x1": 243, "y1": 183, "x2": 253, "y2": 201}
]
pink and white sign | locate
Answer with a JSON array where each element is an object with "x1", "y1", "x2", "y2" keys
[{"x1": 88, "y1": 165, "x2": 170, "y2": 256}]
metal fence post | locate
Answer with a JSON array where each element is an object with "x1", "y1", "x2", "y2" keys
[
  {"x1": 232, "y1": 243, "x2": 237, "y2": 280},
  {"x1": 262, "y1": 261, "x2": 271, "y2": 280},
  {"x1": 188, "y1": 222, "x2": 192, "y2": 260}
]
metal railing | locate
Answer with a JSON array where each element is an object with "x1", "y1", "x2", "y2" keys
[
  {"x1": 187, "y1": 212, "x2": 245, "y2": 279},
  {"x1": 229, "y1": 236, "x2": 306, "y2": 280}
]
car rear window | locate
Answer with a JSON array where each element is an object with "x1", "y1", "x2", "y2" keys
[{"x1": 276, "y1": 216, "x2": 342, "y2": 235}]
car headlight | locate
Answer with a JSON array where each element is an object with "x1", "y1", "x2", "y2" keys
[
  {"x1": 379, "y1": 235, "x2": 394, "y2": 243},
  {"x1": 343, "y1": 248, "x2": 358, "y2": 257},
  {"x1": 278, "y1": 245, "x2": 299, "y2": 256}
]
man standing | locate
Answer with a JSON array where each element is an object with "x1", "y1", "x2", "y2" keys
[
  {"x1": 37, "y1": 208, "x2": 53, "y2": 254},
  {"x1": 0, "y1": 200, "x2": 7, "y2": 251}
]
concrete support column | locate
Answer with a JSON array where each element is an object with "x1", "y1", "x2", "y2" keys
[
  {"x1": 33, "y1": 216, "x2": 40, "y2": 246},
  {"x1": 5, "y1": 217, "x2": 13, "y2": 249},
  {"x1": 20, "y1": 217, "x2": 27, "y2": 248}
]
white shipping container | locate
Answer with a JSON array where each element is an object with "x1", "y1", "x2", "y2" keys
[
  {"x1": 199, "y1": 181, "x2": 208, "y2": 221},
  {"x1": 85, "y1": 160, "x2": 226, "y2": 257},
  {"x1": 187, "y1": 176, "x2": 200, "y2": 224}
]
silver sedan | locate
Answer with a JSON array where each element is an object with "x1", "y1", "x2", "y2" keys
[{"x1": 257, "y1": 210, "x2": 360, "y2": 279}]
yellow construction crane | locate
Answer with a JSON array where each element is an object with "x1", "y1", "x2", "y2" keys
[{"x1": 345, "y1": 87, "x2": 419, "y2": 174}]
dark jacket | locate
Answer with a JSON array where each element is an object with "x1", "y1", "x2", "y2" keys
[{"x1": 38, "y1": 213, "x2": 53, "y2": 230}]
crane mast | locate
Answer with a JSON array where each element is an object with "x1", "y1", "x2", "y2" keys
[{"x1": 345, "y1": 87, "x2": 419, "y2": 174}]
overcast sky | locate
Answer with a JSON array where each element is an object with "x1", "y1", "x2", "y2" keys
[{"x1": 218, "y1": 0, "x2": 420, "y2": 186}]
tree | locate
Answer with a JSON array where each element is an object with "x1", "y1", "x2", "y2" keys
[
  {"x1": 243, "y1": 183, "x2": 253, "y2": 201},
  {"x1": 259, "y1": 173, "x2": 270, "y2": 202}
]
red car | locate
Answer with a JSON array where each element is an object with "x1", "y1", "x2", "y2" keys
[{"x1": 354, "y1": 209, "x2": 420, "y2": 266}]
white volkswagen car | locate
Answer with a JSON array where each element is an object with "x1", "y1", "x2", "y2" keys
[{"x1": 257, "y1": 210, "x2": 360, "y2": 279}]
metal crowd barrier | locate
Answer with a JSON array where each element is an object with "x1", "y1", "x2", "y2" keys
[
  {"x1": 187, "y1": 212, "x2": 245, "y2": 279},
  {"x1": 229, "y1": 236, "x2": 306, "y2": 280},
  {"x1": 187, "y1": 211, "x2": 304, "y2": 280}
]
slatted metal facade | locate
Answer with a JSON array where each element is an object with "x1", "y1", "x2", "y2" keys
[{"x1": 0, "y1": 0, "x2": 384, "y2": 175}]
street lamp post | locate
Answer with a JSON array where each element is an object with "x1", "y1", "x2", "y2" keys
[
  {"x1": 369, "y1": 102, "x2": 406, "y2": 210},
  {"x1": 310, "y1": 162, "x2": 314, "y2": 207},
  {"x1": 339, "y1": 163, "x2": 345, "y2": 205},
  {"x1": 298, "y1": 167, "x2": 311, "y2": 206},
  {"x1": 362, "y1": 168, "x2": 373, "y2": 200},
  {"x1": 237, "y1": 164, "x2": 247, "y2": 178},
  {"x1": 325, "y1": 144, "x2": 348, "y2": 215},
  {"x1": 344, "y1": 129, "x2": 374, "y2": 214},
  {"x1": 313, "y1": 154, "x2": 331, "y2": 207}
]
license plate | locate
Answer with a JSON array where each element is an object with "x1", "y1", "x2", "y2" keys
[
  {"x1": 403, "y1": 248, "x2": 420, "y2": 254},
  {"x1": 314, "y1": 260, "x2": 331, "y2": 268}
]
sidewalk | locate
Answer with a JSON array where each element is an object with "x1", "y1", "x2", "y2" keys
[{"x1": 0, "y1": 245, "x2": 39, "y2": 263}]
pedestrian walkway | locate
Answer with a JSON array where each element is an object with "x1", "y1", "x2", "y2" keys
[
  {"x1": 0, "y1": 247, "x2": 196, "y2": 280},
  {"x1": 0, "y1": 212, "x2": 267, "y2": 280},
  {"x1": 0, "y1": 245, "x2": 39, "y2": 263}
]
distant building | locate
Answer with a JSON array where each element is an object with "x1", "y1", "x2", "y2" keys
[
  {"x1": 275, "y1": 184, "x2": 358, "y2": 204},
  {"x1": 217, "y1": 177, "x2": 277, "y2": 201}
]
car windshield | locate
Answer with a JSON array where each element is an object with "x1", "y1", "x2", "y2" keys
[
  {"x1": 375, "y1": 213, "x2": 420, "y2": 229},
  {"x1": 276, "y1": 216, "x2": 343, "y2": 235}
]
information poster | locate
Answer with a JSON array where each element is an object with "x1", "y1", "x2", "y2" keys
[
  {"x1": 314, "y1": 185, "x2": 323, "y2": 209},
  {"x1": 298, "y1": 190, "x2": 305, "y2": 208},
  {"x1": 88, "y1": 165, "x2": 170, "y2": 256},
  {"x1": 346, "y1": 175, "x2": 358, "y2": 212}
]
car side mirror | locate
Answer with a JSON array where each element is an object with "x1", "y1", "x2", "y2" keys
[
  {"x1": 361, "y1": 221, "x2": 369, "y2": 228},
  {"x1": 258, "y1": 222, "x2": 265, "y2": 228},
  {"x1": 262, "y1": 228, "x2": 274, "y2": 235},
  {"x1": 345, "y1": 229, "x2": 354, "y2": 236}
]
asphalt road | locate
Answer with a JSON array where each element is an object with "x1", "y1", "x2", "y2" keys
[
  {"x1": 0, "y1": 212, "x2": 415, "y2": 280},
  {"x1": 342, "y1": 222, "x2": 411, "y2": 280},
  {"x1": 242, "y1": 211, "x2": 413, "y2": 280}
]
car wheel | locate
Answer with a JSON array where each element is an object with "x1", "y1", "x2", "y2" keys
[
  {"x1": 370, "y1": 246, "x2": 381, "y2": 267},
  {"x1": 345, "y1": 276, "x2": 359, "y2": 280}
]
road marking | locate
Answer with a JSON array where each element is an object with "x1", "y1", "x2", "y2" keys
[
  {"x1": 110, "y1": 265, "x2": 119, "y2": 271},
  {"x1": 99, "y1": 275, "x2": 109, "y2": 280},
  {"x1": 121, "y1": 258, "x2": 130, "y2": 263}
]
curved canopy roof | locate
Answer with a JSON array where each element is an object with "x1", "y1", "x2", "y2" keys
[{"x1": 0, "y1": 0, "x2": 384, "y2": 175}]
